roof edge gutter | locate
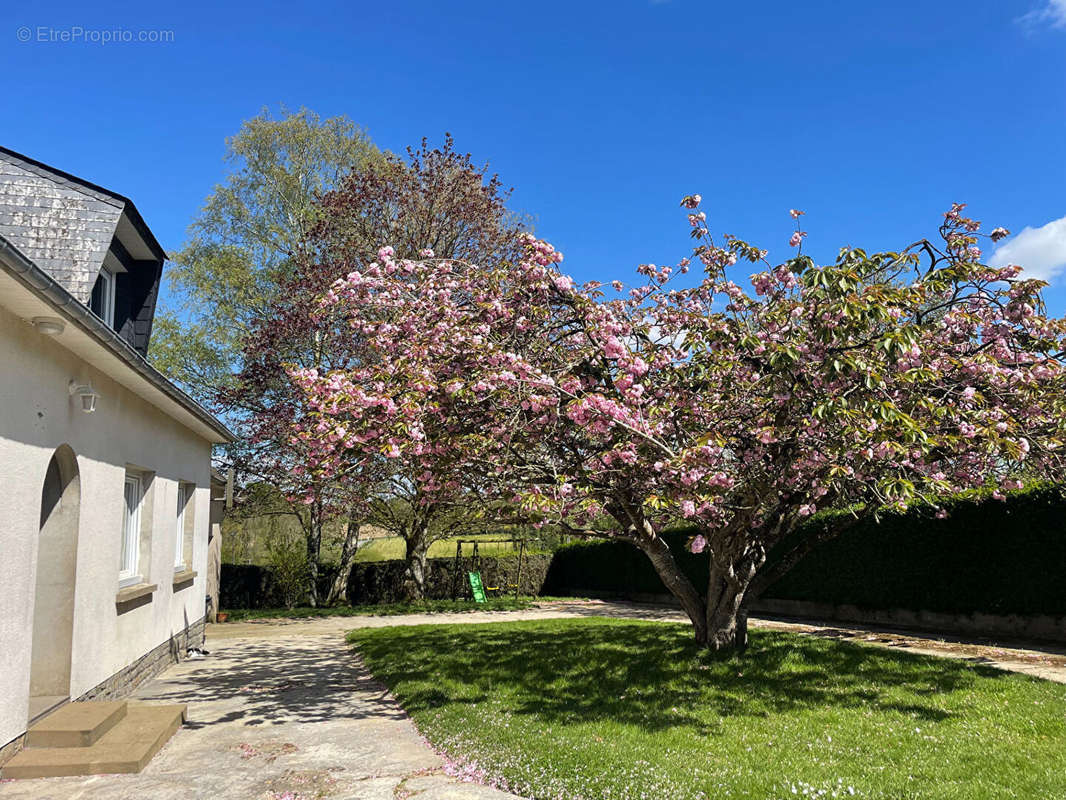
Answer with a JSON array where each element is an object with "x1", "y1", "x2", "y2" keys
[{"x1": 0, "y1": 234, "x2": 234, "y2": 443}]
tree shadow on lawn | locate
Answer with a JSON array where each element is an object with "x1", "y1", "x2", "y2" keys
[{"x1": 354, "y1": 620, "x2": 1011, "y2": 734}]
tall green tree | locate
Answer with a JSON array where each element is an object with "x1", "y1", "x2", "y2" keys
[{"x1": 149, "y1": 106, "x2": 383, "y2": 404}]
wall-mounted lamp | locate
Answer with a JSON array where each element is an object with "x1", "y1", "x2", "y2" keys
[
  {"x1": 68, "y1": 381, "x2": 100, "y2": 414},
  {"x1": 32, "y1": 317, "x2": 66, "y2": 336}
]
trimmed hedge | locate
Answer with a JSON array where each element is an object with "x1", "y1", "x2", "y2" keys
[
  {"x1": 346, "y1": 553, "x2": 551, "y2": 605},
  {"x1": 542, "y1": 530, "x2": 705, "y2": 598},
  {"x1": 544, "y1": 485, "x2": 1066, "y2": 617},
  {"x1": 222, "y1": 553, "x2": 552, "y2": 610},
  {"x1": 220, "y1": 563, "x2": 325, "y2": 609},
  {"x1": 769, "y1": 485, "x2": 1066, "y2": 616}
]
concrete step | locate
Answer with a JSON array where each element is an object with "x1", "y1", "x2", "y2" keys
[
  {"x1": 25, "y1": 701, "x2": 128, "y2": 748},
  {"x1": 1, "y1": 703, "x2": 186, "y2": 779},
  {"x1": 27, "y1": 695, "x2": 68, "y2": 726}
]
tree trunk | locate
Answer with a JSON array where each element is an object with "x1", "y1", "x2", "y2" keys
[
  {"x1": 628, "y1": 519, "x2": 709, "y2": 644},
  {"x1": 304, "y1": 508, "x2": 323, "y2": 608},
  {"x1": 402, "y1": 524, "x2": 431, "y2": 601},
  {"x1": 704, "y1": 577, "x2": 749, "y2": 652},
  {"x1": 325, "y1": 511, "x2": 362, "y2": 606},
  {"x1": 702, "y1": 550, "x2": 761, "y2": 653},
  {"x1": 305, "y1": 547, "x2": 320, "y2": 607}
]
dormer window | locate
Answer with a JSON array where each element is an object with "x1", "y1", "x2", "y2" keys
[{"x1": 89, "y1": 266, "x2": 115, "y2": 327}]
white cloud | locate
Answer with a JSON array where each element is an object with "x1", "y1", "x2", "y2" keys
[
  {"x1": 989, "y1": 214, "x2": 1066, "y2": 283},
  {"x1": 1017, "y1": 0, "x2": 1066, "y2": 30}
]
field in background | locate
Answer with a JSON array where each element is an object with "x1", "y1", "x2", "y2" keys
[
  {"x1": 353, "y1": 534, "x2": 547, "y2": 563},
  {"x1": 223, "y1": 510, "x2": 556, "y2": 567}
]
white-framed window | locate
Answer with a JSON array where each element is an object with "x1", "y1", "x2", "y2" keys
[
  {"x1": 90, "y1": 266, "x2": 115, "y2": 327},
  {"x1": 175, "y1": 483, "x2": 193, "y2": 570},
  {"x1": 120, "y1": 473, "x2": 142, "y2": 585}
]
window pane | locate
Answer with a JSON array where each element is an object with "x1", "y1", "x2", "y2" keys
[
  {"x1": 90, "y1": 274, "x2": 106, "y2": 317},
  {"x1": 89, "y1": 268, "x2": 114, "y2": 327},
  {"x1": 122, "y1": 476, "x2": 140, "y2": 577},
  {"x1": 175, "y1": 485, "x2": 187, "y2": 567}
]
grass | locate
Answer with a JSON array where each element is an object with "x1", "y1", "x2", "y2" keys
[
  {"x1": 349, "y1": 618, "x2": 1066, "y2": 800},
  {"x1": 352, "y1": 533, "x2": 546, "y2": 563},
  {"x1": 221, "y1": 597, "x2": 536, "y2": 621}
]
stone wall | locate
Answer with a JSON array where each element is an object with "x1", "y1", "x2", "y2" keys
[
  {"x1": 750, "y1": 598, "x2": 1066, "y2": 643},
  {"x1": 78, "y1": 618, "x2": 205, "y2": 702},
  {"x1": 0, "y1": 732, "x2": 24, "y2": 768}
]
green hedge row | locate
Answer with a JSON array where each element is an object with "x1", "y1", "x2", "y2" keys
[
  {"x1": 222, "y1": 553, "x2": 552, "y2": 609},
  {"x1": 346, "y1": 553, "x2": 552, "y2": 605},
  {"x1": 542, "y1": 530, "x2": 706, "y2": 597},
  {"x1": 544, "y1": 484, "x2": 1066, "y2": 617}
]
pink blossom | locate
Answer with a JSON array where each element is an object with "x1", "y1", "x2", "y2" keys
[
  {"x1": 756, "y1": 429, "x2": 776, "y2": 444},
  {"x1": 553, "y1": 275, "x2": 574, "y2": 292}
]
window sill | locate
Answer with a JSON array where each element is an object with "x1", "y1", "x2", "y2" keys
[
  {"x1": 115, "y1": 582, "x2": 157, "y2": 605},
  {"x1": 172, "y1": 569, "x2": 197, "y2": 589}
]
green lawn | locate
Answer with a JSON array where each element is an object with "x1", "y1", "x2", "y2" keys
[
  {"x1": 349, "y1": 618, "x2": 1066, "y2": 800},
  {"x1": 223, "y1": 597, "x2": 535, "y2": 621}
]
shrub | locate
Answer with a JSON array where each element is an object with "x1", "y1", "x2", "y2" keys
[{"x1": 264, "y1": 528, "x2": 312, "y2": 608}]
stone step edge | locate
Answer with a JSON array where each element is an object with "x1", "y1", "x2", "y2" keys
[
  {"x1": 1, "y1": 705, "x2": 185, "y2": 780},
  {"x1": 25, "y1": 701, "x2": 129, "y2": 749}
]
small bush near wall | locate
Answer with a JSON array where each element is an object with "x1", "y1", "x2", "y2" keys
[
  {"x1": 221, "y1": 553, "x2": 552, "y2": 610},
  {"x1": 544, "y1": 485, "x2": 1066, "y2": 618}
]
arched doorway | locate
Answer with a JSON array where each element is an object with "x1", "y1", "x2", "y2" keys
[{"x1": 28, "y1": 445, "x2": 81, "y2": 722}]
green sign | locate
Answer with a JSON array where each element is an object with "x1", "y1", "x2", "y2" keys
[{"x1": 468, "y1": 571, "x2": 487, "y2": 603}]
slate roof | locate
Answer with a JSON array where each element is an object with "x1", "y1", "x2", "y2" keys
[{"x1": 0, "y1": 146, "x2": 164, "y2": 303}]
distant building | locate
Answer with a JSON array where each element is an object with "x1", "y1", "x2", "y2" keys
[{"x1": 0, "y1": 145, "x2": 232, "y2": 762}]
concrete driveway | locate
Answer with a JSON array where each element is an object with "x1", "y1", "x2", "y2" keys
[{"x1": 0, "y1": 630, "x2": 521, "y2": 800}]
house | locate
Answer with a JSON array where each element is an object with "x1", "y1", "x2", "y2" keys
[{"x1": 0, "y1": 145, "x2": 232, "y2": 767}]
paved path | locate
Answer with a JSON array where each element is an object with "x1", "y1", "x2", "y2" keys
[
  {"x1": 0, "y1": 631, "x2": 522, "y2": 800},
  {"x1": 4, "y1": 599, "x2": 1064, "y2": 799}
]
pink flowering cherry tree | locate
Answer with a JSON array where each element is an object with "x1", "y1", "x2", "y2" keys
[
  {"x1": 283, "y1": 244, "x2": 513, "y2": 599},
  {"x1": 290, "y1": 201, "x2": 1066, "y2": 650}
]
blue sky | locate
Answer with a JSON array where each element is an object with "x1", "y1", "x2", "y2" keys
[{"x1": 4, "y1": 0, "x2": 1066, "y2": 314}]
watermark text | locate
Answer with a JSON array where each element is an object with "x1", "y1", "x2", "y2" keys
[{"x1": 16, "y1": 26, "x2": 175, "y2": 44}]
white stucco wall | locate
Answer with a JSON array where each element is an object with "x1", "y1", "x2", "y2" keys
[{"x1": 0, "y1": 305, "x2": 213, "y2": 750}]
